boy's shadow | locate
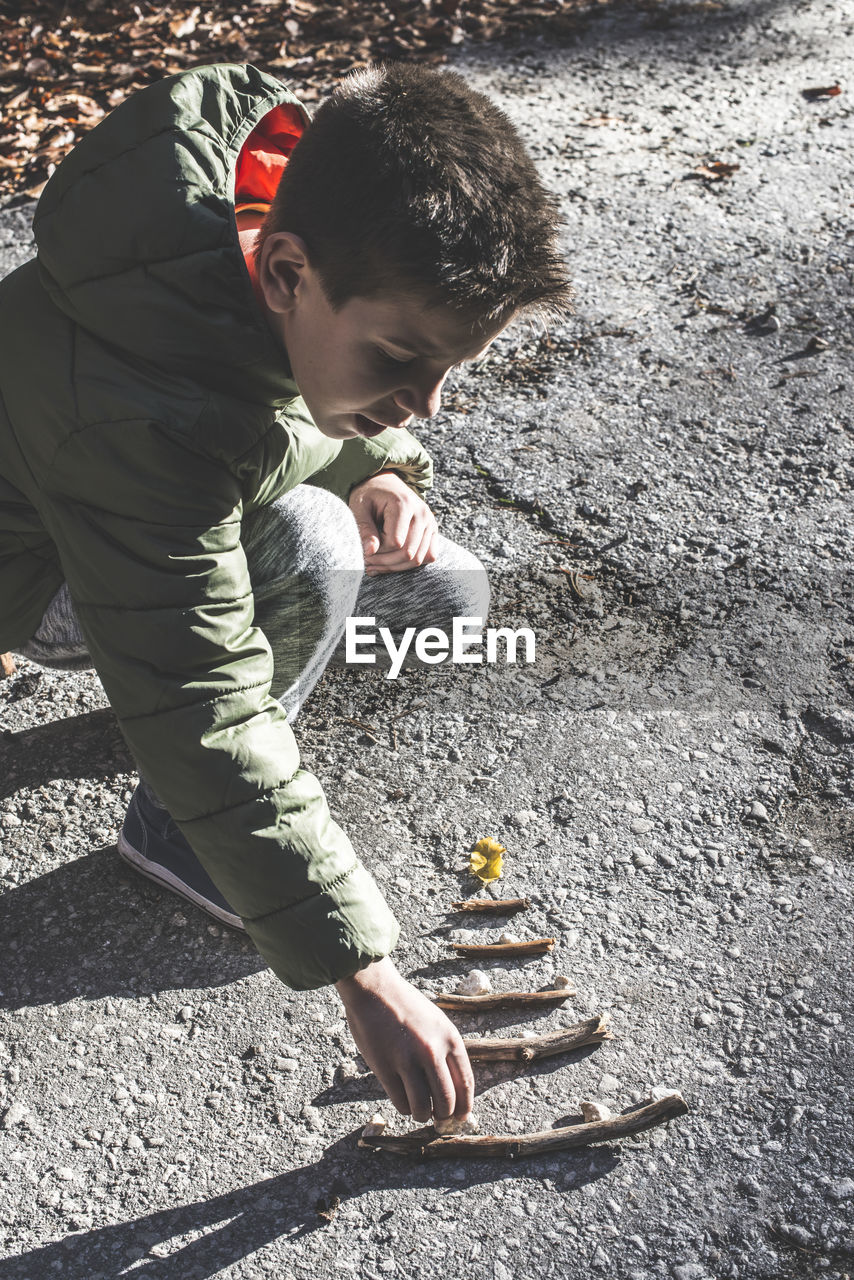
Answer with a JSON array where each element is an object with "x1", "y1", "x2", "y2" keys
[
  {"x1": 0, "y1": 1129, "x2": 619, "y2": 1280},
  {"x1": 0, "y1": 707, "x2": 265, "y2": 1004},
  {"x1": 0, "y1": 845, "x2": 264, "y2": 1008},
  {"x1": 0, "y1": 706, "x2": 133, "y2": 797}
]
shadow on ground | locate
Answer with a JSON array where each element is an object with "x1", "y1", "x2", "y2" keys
[
  {"x1": 0, "y1": 1135, "x2": 619, "y2": 1280},
  {"x1": 0, "y1": 707, "x2": 133, "y2": 799},
  {"x1": 0, "y1": 845, "x2": 264, "y2": 1009}
]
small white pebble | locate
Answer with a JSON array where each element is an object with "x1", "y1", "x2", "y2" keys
[
  {"x1": 434, "y1": 1113, "x2": 480, "y2": 1136},
  {"x1": 649, "y1": 1086, "x2": 685, "y2": 1103},
  {"x1": 336, "y1": 1059, "x2": 361, "y2": 1082},
  {"x1": 273, "y1": 1057, "x2": 298, "y2": 1073},
  {"x1": 455, "y1": 969, "x2": 492, "y2": 996},
  {"x1": 553, "y1": 975, "x2": 573, "y2": 990},
  {"x1": 580, "y1": 1100, "x2": 612, "y2": 1123},
  {"x1": 362, "y1": 1113, "x2": 387, "y2": 1138},
  {"x1": 598, "y1": 1074, "x2": 620, "y2": 1093},
  {"x1": 498, "y1": 932, "x2": 520, "y2": 945}
]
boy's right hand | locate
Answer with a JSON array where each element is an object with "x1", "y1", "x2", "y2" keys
[{"x1": 335, "y1": 956, "x2": 474, "y2": 1125}]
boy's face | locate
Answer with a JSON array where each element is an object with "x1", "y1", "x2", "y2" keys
[{"x1": 256, "y1": 233, "x2": 505, "y2": 439}]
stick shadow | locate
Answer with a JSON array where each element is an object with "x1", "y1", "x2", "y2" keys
[{"x1": 0, "y1": 1128, "x2": 620, "y2": 1280}]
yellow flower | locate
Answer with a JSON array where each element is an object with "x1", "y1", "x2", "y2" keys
[{"x1": 469, "y1": 837, "x2": 505, "y2": 884}]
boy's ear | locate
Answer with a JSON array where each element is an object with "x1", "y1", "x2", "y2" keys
[{"x1": 257, "y1": 232, "x2": 312, "y2": 314}]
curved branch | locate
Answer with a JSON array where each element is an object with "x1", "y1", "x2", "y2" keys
[
  {"x1": 359, "y1": 1093, "x2": 690, "y2": 1159},
  {"x1": 463, "y1": 1013, "x2": 612, "y2": 1061}
]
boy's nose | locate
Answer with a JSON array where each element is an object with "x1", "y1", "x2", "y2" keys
[{"x1": 395, "y1": 370, "x2": 447, "y2": 420}]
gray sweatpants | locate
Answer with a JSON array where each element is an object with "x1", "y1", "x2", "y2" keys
[{"x1": 19, "y1": 484, "x2": 490, "y2": 725}]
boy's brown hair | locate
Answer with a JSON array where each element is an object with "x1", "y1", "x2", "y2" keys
[{"x1": 256, "y1": 62, "x2": 572, "y2": 325}]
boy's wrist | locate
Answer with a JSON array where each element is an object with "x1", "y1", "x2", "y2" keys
[{"x1": 335, "y1": 954, "x2": 397, "y2": 994}]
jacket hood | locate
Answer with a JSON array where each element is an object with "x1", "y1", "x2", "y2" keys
[{"x1": 33, "y1": 64, "x2": 309, "y2": 406}]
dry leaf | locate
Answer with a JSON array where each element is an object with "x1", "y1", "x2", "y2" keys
[
  {"x1": 169, "y1": 8, "x2": 200, "y2": 39},
  {"x1": 802, "y1": 83, "x2": 842, "y2": 100},
  {"x1": 689, "y1": 160, "x2": 740, "y2": 181},
  {"x1": 469, "y1": 837, "x2": 505, "y2": 884},
  {"x1": 0, "y1": 0, "x2": 616, "y2": 204},
  {"x1": 581, "y1": 114, "x2": 624, "y2": 127}
]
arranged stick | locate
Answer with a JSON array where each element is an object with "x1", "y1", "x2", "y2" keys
[
  {"x1": 435, "y1": 988, "x2": 574, "y2": 1011},
  {"x1": 451, "y1": 938, "x2": 555, "y2": 958},
  {"x1": 359, "y1": 1093, "x2": 689, "y2": 1159},
  {"x1": 463, "y1": 1014, "x2": 612, "y2": 1061},
  {"x1": 0, "y1": 653, "x2": 16, "y2": 678},
  {"x1": 450, "y1": 898, "x2": 530, "y2": 915}
]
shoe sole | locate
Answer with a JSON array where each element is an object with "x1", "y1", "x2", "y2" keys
[{"x1": 117, "y1": 829, "x2": 246, "y2": 932}]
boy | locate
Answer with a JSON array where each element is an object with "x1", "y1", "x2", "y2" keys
[{"x1": 0, "y1": 62, "x2": 571, "y2": 1128}]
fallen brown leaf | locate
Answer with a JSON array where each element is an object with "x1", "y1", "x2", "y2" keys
[
  {"x1": 802, "y1": 84, "x2": 842, "y2": 100},
  {"x1": 0, "y1": 0, "x2": 597, "y2": 202},
  {"x1": 688, "y1": 160, "x2": 740, "y2": 182},
  {"x1": 580, "y1": 114, "x2": 624, "y2": 127}
]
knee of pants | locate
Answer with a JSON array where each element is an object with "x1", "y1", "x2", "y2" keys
[
  {"x1": 244, "y1": 486, "x2": 365, "y2": 685},
  {"x1": 415, "y1": 537, "x2": 491, "y2": 630},
  {"x1": 352, "y1": 535, "x2": 491, "y2": 640},
  {"x1": 245, "y1": 485, "x2": 365, "y2": 625}
]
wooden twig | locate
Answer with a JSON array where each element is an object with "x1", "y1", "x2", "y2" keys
[
  {"x1": 435, "y1": 987, "x2": 574, "y2": 1011},
  {"x1": 359, "y1": 1092, "x2": 689, "y2": 1159},
  {"x1": 559, "y1": 568, "x2": 595, "y2": 599},
  {"x1": 451, "y1": 938, "x2": 555, "y2": 958},
  {"x1": 389, "y1": 701, "x2": 426, "y2": 721},
  {"x1": 462, "y1": 1013, "x2": 612, "y2": 1061},
  {"x1": 450, "y1": 897, "x2": 530, "y2": 915},
  {"x1": 0, "y1": 653, "x2": 16, "y2": 678},
  {"x1": 342, "y1": 717, "x2": 379, "y2": 743}
]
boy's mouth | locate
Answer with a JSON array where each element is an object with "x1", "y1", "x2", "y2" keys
[{"x1": 354, "y1": 414, "x2": 394, "y2": 438}]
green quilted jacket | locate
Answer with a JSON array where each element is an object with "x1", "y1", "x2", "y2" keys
[{"x1": 0, "y1": 64, "x2": 434, "y2": 988}]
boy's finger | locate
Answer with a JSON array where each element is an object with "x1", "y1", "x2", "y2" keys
[
  {"x1": 402, "y1": 1069, "x2": 434, "y2": 1125},
  {"x1": 365, "y1": 517, "x2": 434, "y2": 567},
  {"x1": 379, "y1": 1070, "x2": 412, "y2": 1118},
  {"x1": 377, "y1": 502, "x2": 412, "y2": 552},
  {"x1": 447, "y1": 1044, "x2": 475, "y2": 1118},
  {"x1": 363, "y1": 547, "x2": 418, "y2": 572},
  {"x1": 352, "y1": 514, "x2": 382, "y2": 557},
  {"x1": 424, "y1": 526, "x2": 440, "y2": 564},
  {"x1": 410, "y1": 521, "x2": 436, "y2": 567},
  {"x1": 426, "y1": 1058, "x2": 459, "y2": 1122}
]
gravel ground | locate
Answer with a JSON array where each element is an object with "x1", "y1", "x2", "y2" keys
[{"x1": 1, "y1": 2, "x2": 852, "y2": 1277}]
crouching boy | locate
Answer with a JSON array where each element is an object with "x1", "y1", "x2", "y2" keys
[{"x1": 0, "y1": 61, "x2": 571, "y2": 1127}]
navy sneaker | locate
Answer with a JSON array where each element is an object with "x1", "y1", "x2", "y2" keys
[{"x1": 117, "y1": 784, "x2": 244, "y2": 931}]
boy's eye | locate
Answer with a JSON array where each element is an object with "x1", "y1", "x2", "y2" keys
[{"x1": 375, "y1": 348, "x2": 413, "y2": 368}]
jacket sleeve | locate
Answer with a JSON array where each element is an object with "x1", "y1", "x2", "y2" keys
[
  {"x1": 41, "y1": 419, "x2": 399, "y2": 989},
  {"x1": 305, "y1": 425, "x2": 434, "y2": 502}
]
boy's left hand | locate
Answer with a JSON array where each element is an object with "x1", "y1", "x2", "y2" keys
[{"x1": 349, "y1": 471, "x2": 439, "y2": 575}]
